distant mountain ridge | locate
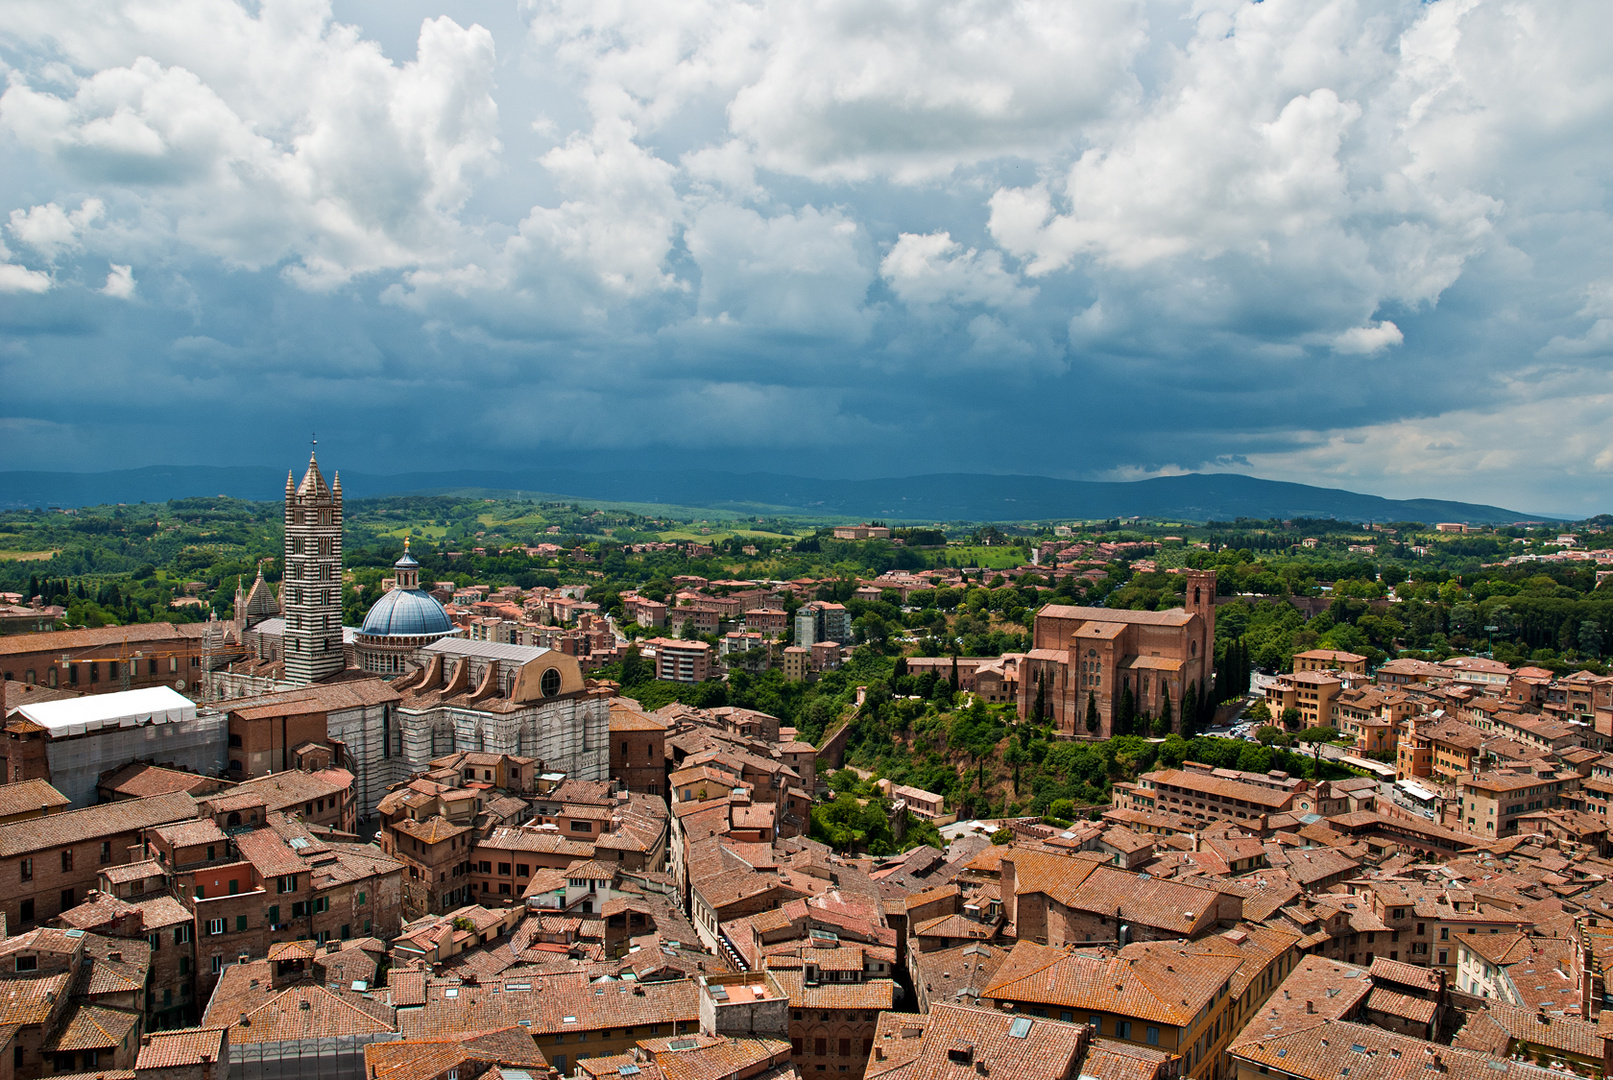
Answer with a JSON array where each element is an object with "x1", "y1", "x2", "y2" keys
[{"x1": 0, "y1": 465, "x2": 1551, "y2": 523}]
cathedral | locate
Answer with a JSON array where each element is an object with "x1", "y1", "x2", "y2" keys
[
  {"x1": 1017, "y1": 569, "x2": 1217, "y2": 738},
  {"x1": 210, "y1": 449, "x2": 610, "y2": 817}
]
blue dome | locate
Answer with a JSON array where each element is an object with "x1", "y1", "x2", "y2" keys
[{"x1": 361, "y1": 586, "x2": 453, "y2": 637}]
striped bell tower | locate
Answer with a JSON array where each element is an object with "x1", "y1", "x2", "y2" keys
[{"x1": 283, "y1": 446, "x2": 345, "y2": 685}]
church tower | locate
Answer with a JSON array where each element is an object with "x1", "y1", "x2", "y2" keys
[
  {"x1": 1184, "y1": 568, "x2": 1217, "y2": 693},
  {"x1": 283, "y1": 449, "x2": 346, "y2": 685}
]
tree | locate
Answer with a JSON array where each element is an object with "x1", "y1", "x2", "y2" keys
[
  {"x1": 1086, "y1": 691, "x2": 1100, "y2": 734},
  {"x1": 1032, "y1": 672, "x2": 1046, "y2": 725},
  {"x1": 619, "y1": 645, "x2": 646, "y2": 687},
  {"x1": 1181, "y1": 680, "x2": 1199, "y2": 739},
  {"x1": 1115, "y1": 681, "x2": 1135, "y2": 736},
  {"x1": 949, "y1": 655, "x2": 960, "y2": 696},
  {"x1": 1580, "y1": 620, "x2": 1604, "y2": 658},
  {"x1": 1280, "y1": 706, "x2": 1302, "y2": 730},
  {"x1": 1004, "y1": 744, "x2": 1026, "y2": 796},
  {"x1": 1158, "y1": 685, "x2": 1173, "y2": 735}
]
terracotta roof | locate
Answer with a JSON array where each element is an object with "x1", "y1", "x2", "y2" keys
[
  {"x1": 98, "y1": 763, "x2": 223, "y2": 800},
  {"x1": 153, "y1": 819, "x2": 228, "y2": 848},
  {"x1": 0, "y1": 779, "x2": 70, "y2": 817},
  {"x1": 984, "y1": 940, "x2": 1240, "y2": 1026},
  {"x1": 390, "y1": 969, "x2": 427, "y2": 1008},
  {"x1": 1143, "y1": 768, "x2": 1296, "y2": 810},
  {"x1": 0, "y1": 791, "x2": 196, "y2": 857},
  {"x1": 653, "y1": 1036, "x2": 790, "y2": 1080},
  {"x1": 217, "y1": 679, "x2": 401, "y2": 714},
  {"x1": 1479, "y1": 1004, "x2": 1605, "y2": 1058},
  {"x1": 0, "y1": 622, "x2": 210, "y2": 659},
  {"x1": 1039, "y1": 603, "x2": 1193, "y2": 627},
  {"x1": 44, "y1": 1005, "x2": 140, "y2": 1051},
  {"x1": 203, "y1": 962, "x2": 398, "y2": 1043},
  {"x1": 1366, "y1": 987, "x2": 1437, "y2": 1025},
  {"x1": 218, "y1": 768, "x2": 353, "y2": 813},
  {"x1": 129, "y1": 895, "x2": 193, "y2": 930},
  {"x1": 1233, "y1": 1017, "x2": 1559, "y2": 1080},
  {"x1": 365, "y1": 1027, "x2": 551, "y2": 1080},
  {"x1": 867, "y1": 1001, "x2": 1088, "y2": 1080},
  {"x1": 1368, "y1": 957, "x2": 1443, "y2": 993},
  {"x1": 400, "y1": 975, "x2": 698, "y2": 1038},
  {"x1": 768, "y1": 970, "x2": 895, "y2": 1010},
  {"x1": 1234, "y1": 956, "x2": 1373, "y2": 1042},
  {"x1": 56, "y1": 893, "x2": 140, "y2": 931},
  {"x1": 0, "y1": 973, "x2": 72, "y2": 1025},
  {"x1": 1080, "y1": 1038, "x2": 1174, "y2": 1080},
  {"x1": 1005, "y1": 851, "x2": 1228, "y2": 935},
  {"x1": 136, "y1": 1028, "x2": 228, "y2": 1069}
]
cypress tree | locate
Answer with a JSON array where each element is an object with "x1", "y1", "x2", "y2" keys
[
  {"x1": 1033, "y1": 672, "x2": 1046, "y2": 725},
  {"x1": 1181, "y1": 681, "x2": 1198, "y2": 739},
  {"x1": 949, "y1": 655, "x2": 960, "y2": 695},
  {"x1": 1116, "y1": 681, "x2": 1135, "y2": 736},
  {"x1": 1086, "y1": 691, "x2": 1099, "y2": 734}
]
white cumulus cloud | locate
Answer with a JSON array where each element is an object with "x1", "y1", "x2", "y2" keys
[
  {"x1": 0, "y1": 0, "x2": 500, "y2": 285},
  {"x1": 1331, "y1": 321, "x2": 1403, "y2": 355},
  {"x1": 102, "y1": 263, "x2": 136, "y2": 298},
  {"x1": 7, "y1": 199, "x2": 105, "y2": 261},
  {"x1": 880, "y1": 232, "x2": 1034, "y2": 309}
]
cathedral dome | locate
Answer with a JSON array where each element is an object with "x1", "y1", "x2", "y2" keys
[{"x1": 360, "y1": 586, "x2": 453, "y2": 637}]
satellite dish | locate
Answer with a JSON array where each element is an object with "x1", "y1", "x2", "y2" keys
[{"x1": 174, "y1": 679, "x2": 187, "y2": 691}]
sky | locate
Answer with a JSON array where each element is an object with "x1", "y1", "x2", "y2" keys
[{"x1": 0, "y1": 0, "x2": 1610, "y2": 517}]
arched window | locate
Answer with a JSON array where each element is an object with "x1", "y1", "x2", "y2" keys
[
  {"x1": 46, "y1": 668, "x2": 57, "y2": 688},
  {"x1": 24, "y1": 670, "x2": 34, "y2": 684},
  {"x1": 1194, "y1": 586, "x2": 1201, "y2": 604}
]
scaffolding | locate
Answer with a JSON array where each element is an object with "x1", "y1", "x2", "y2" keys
[
  {"x1": 35, "y1": 705, "x2": 228, "y2": 808},
  {"x1": 230, "y1": 1034, "x2": 399, "y2": 1080}
]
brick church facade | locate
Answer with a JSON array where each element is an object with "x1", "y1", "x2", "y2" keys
[{"x1": 1017, "y1": 570, "x2": 1216, "y2": 738}]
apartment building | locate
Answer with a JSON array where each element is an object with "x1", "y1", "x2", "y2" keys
[
  {"x1": 0, "y1": 791, "x2": 199, "y2": 930},
  {"x1": 1453, "y1": 770, "x2": 1580, "y2": 837},
  {"x1": 984, "y1": 927, "x2": 1300, "y2": 1080},
  {"x1": 652, "y1": 639, "x2": 712, "y2": 683},
  {"x1": 1293, "y1": 649, "x2": 1368, "y2": 675}
]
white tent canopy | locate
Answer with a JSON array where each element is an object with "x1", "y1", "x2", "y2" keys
[{"x1": 16, "y1": 686, "x2": 196, "y2": 738}]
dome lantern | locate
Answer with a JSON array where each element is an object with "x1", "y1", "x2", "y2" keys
[{"x1": 395, "y1": 537, "x2": 421, "y2": 591}]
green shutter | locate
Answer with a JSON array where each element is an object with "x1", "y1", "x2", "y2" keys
[{"x1": 268, "y1": 905, "x2": 279, "y2": 924}]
